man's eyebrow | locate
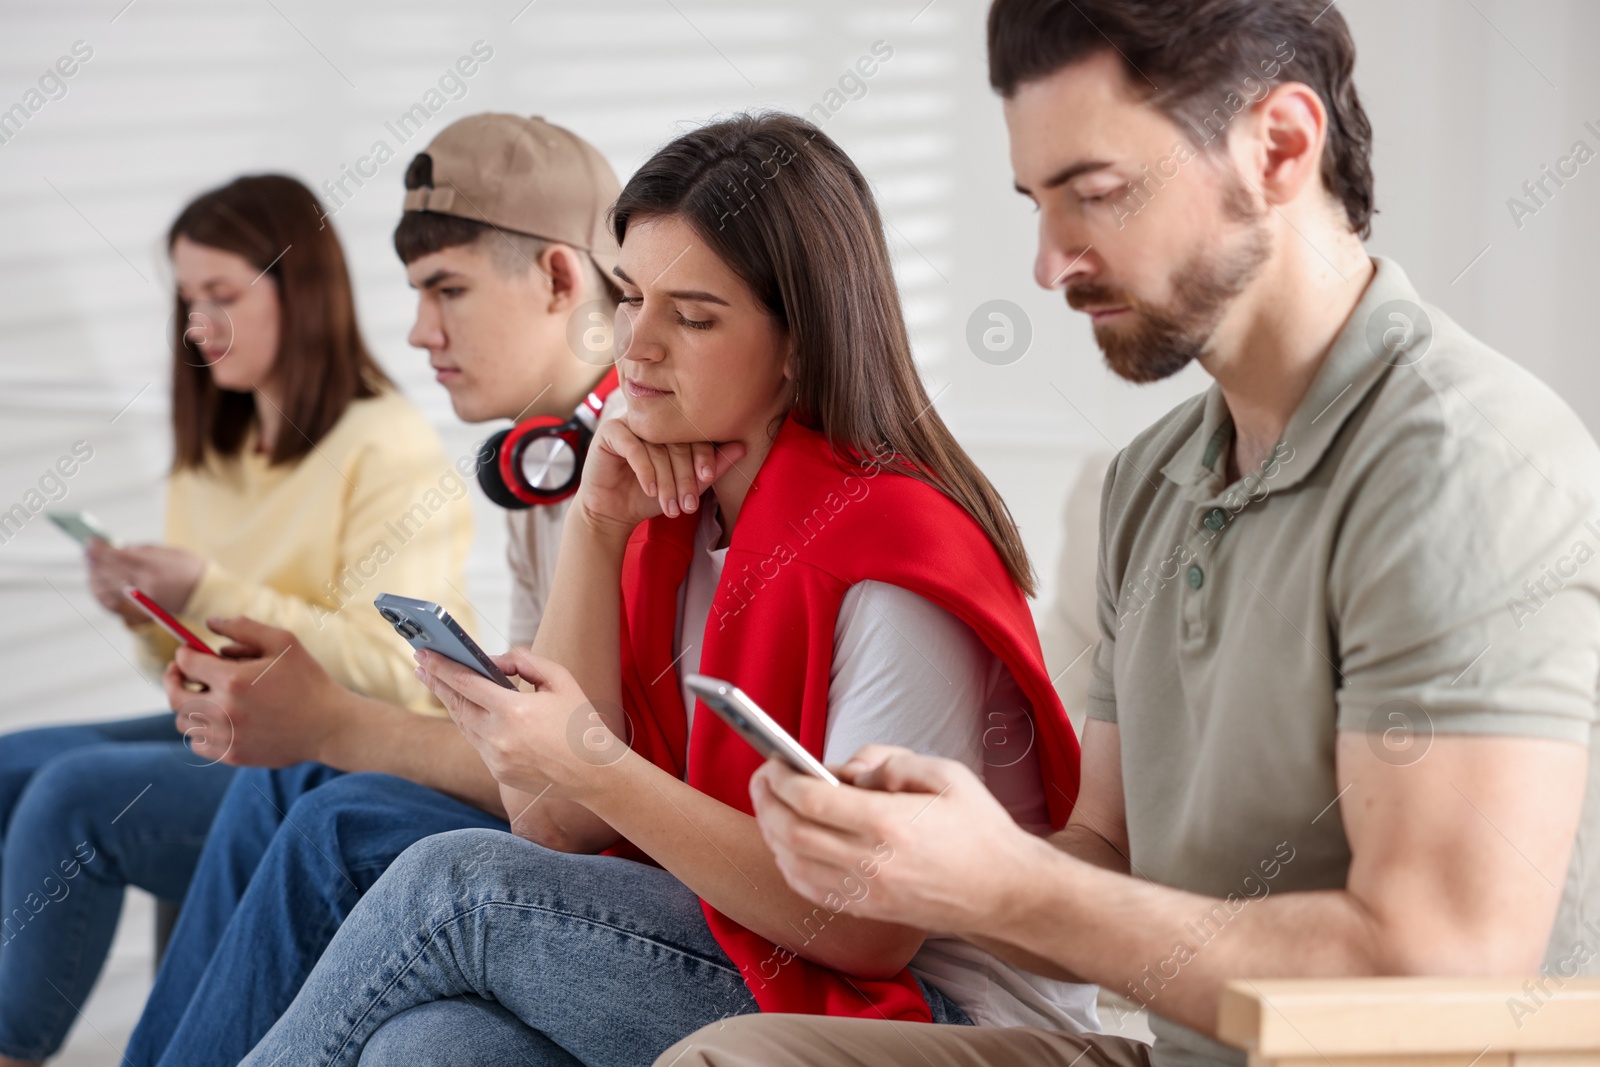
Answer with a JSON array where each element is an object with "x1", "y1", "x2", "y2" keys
[
  {"x1": 1015, "y1": 159, "x2": 1115, "y2": 195},
  {"x1": 416, "y1": 269, "x2": 462, "y2": 289},
  {"x1": 610, "y1": 266, "x2": 730, "y2": 307}
]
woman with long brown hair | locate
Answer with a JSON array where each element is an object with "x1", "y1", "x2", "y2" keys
[
  {"x1": 0, "y1": 175, "x2": 472, "y2": 1067},
  {"x1": 240, "y1": 114, "x2": 1097, "y2": 1067}
]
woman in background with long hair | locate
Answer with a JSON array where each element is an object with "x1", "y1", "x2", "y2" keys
[{"x1": 0, "y1": 175, "x2": 472, "y2": 1067}]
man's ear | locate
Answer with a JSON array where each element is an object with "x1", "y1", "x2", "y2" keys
[
  {"x1": 1242, "y1": 81, "x2": 1327, "y2": 211},
  {"x1": 538, "y1": 244, "x2": 588, "y2": 313}
]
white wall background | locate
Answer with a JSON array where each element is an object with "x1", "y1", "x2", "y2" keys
[
  {"x1": 0, "y1": 0, "x2": 1597, "y2": 1057},
  {"x1": 3, "y1": 0, "x2": 1598, "y2": 723}
]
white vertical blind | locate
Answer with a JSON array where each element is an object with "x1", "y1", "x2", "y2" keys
[
  {"x1": 2, "y1": 0, "x2": 1598, "y2": 726},
  {"x1": 0, "y1": 0, "x2": 978, "y2": 724}
]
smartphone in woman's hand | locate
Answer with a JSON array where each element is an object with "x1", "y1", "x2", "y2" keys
[
  {"x1": 685, "y1": 675, "x2": 840, "y2": 785},
  {"x1": 374, "y1": 593, "x2": 515, "y2": 689}
]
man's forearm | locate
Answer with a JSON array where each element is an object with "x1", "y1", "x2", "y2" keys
[
  {"x1": 977, "y1": 842, "x2": 1379, "y2": 1035},
  {"x1": 315, "y1": 690, "x2": 506, "y2": 817},
  {"x1": 964, "y1": 823, "x2": 1129, "y2": 981}
]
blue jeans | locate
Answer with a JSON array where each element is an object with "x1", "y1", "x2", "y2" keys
[
  {"x1": 241, "y1": 828, "x2": 971, "y2": 1067},
  {"x1": 0, "y1": 712, "x2": 237, "y2": 1060},
  {"x1": 128, "y1": 764, "x2": 508, "y2": 1067}
]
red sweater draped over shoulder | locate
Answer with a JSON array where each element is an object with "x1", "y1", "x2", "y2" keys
[{"x1": 615, "y1": 415, "x2": 1080, "y2": 1021}]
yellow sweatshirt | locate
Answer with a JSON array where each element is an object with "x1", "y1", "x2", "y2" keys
[{"x1": 132, "y1": 389, "x2": 475, "y2": 713}]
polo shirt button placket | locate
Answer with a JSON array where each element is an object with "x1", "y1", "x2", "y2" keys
[
  {"x1": 1181, "y1": 519, "x2": 1204, "y2": 642},
  {"x1": 1183, "y1": 507, "x2": 1230, "y2": 643},
  {"x1": 1183, "y1": 431, "x2": 1236, "y2": 644}
]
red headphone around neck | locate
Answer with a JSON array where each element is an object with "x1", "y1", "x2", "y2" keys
[{"x1": 476, "y1": 368, "x2": 620, "y2": 509}]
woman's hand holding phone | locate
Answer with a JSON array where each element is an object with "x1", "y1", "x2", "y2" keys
[
  {"x1": 85, "y1": 540, "x2": 205, "y2": 622},
  {"x1": 414, "y1": 645, "x2": 625, "y2": 799},
  {"x1": 575, "y1": 419, "x2": 745, "y2": 540}
]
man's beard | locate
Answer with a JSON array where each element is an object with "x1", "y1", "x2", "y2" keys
[{"x1": 1068, "y1": 186, "x2": 1272, "y2": 384}]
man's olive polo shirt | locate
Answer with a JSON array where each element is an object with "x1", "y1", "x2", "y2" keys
[{"x1": 1087, "y1": 258, "x2": 1600, "y2": 1067}]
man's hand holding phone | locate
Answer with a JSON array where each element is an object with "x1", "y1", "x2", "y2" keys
[
  {"x1": 750, "y1": 744, "x2": 1051, "y2": 939},
  {"x1": 162, "y1": 616, "x2": 344, "y2": 768}
]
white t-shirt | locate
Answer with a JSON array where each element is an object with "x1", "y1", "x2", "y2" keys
[
  {"x1": 505, "y1": 501, "x2": 568, "y2": 649},
  {"x1": 672, "y1": 502, "x2": 1100, "y2": 1034},
  {"x1": 504, "y1": 389, "x2": 630, "y2": 648}
]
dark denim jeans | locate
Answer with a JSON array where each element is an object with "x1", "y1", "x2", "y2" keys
[
  {"x1": 128, "y1": 763, "x2": 507, "y2": 1067},
  {"x1": 240, "y1": 828, "x2": 970, "y2": 1067},
  {"x1": 0, "y1": 712, "x2": 236, "y2": 1060}
]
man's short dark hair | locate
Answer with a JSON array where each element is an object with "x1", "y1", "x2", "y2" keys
[
  {"x1": 392, "y1": 210, "x2": 622, "y2": 303},
  {"x1": 987, "y1": 0, "x2": 1376, "y2": 238}
]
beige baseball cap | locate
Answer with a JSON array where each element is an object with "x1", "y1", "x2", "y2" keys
[{"x1": 402, "y1": 114, "x2": 621, "y2": 276}]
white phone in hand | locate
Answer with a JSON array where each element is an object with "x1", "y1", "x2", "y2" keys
[
  {"x1": 684, "y1": 674, "x2": 840, "y2": 786},
  {"x1": 47, "y1": 510, "x2": 115, "y2": 548}
]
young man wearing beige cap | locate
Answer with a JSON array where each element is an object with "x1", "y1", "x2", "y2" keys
[{"x1": 124, "y1": 114, "x2": 624, "y2": 1067}]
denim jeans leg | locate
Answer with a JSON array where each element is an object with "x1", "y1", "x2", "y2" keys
[
  {"x1": 148, "y1": 773, "x2": 507, "y2": 1067},
  {"x1": 358, "y1": 996, "x2": 584, "y2": 1067},
  {"x1": 241, "y1": 828, "x2": 765, "y2": 1067},
  {"x1": 128, "y1": 761, "x2": 344, "y2": 1067},
  {"x1": 0, "y1": 737, "x2": 234, "y2": 1061},
  {"x1": 0, "y1": 713, "x2": 179, "y2": 843}
]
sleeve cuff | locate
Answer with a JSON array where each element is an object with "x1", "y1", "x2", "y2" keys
[
  {"x1": 1336, "y1": 702, "x2": 1593, "y2": 747},
  {"x1": 1085, "y1": 693, "x2": 1118, "y2": 723},
  {"x1": 185, "y1": 560, "x2": 253, "y2": 621}
]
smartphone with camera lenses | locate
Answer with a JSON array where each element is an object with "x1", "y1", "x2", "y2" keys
[
  {"x1": 684, "y1": 674, "x2": 840, "y2": 785},
  {"x1": 373, "y1": 593, "x2": 514, "y2": 689}
]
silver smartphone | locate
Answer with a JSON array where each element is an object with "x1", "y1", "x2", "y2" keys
[
  {"x1": 47, "y1": 510, "x2": 115, "y2": 548},
  {"x1": 684, "y1": 674, "x2": 840, "y2": 786},
  {"x1": 374, "y1": 593, "x2": 514, "y2": 689}
]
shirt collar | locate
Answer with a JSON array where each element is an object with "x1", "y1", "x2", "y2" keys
[{"x1": 1159, "y1": 256, "x2": 1426, "y2": 499}]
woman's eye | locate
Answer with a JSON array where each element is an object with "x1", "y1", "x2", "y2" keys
[
  {"x1": 620, "y1": 295, "x2": 643, "y2": 307},
  {"x1": 675, "y1": 312, "x2": 712, "y2": 330},
  {"x1": 440, "y1": 287, "x2": 466, "y2": 298}
]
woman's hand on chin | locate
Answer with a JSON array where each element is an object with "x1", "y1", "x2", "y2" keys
[
  {"x1": 575, "y1": 419, "x2": 746, "y2": 539},
  {"x1": 416, "y1": 645, "x2": 630, "y2": 800}
]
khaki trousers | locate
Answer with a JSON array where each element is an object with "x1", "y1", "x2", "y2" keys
[{"x1": 657, "y1": 1014, "x2": 1154, "y2": 1067}]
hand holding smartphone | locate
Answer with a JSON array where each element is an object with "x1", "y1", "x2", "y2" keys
[
  {"x1": 122, "y1": 587, "x2": 218, "y2": 656},
  {"x1": 48, "y1": 510, "x2": 115, "y2": 548},
  {"x1": 374, "y1": 593, "x2": 515, "y2": 689},
  {"x1": 684, "y1": 674, "x2": 840, "y2": 786}
]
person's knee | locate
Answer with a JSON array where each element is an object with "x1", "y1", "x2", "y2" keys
[
  {"x1": 276, "y1": 772, "x2": 430, "y2": 871},
  {"x1": 278, "y1": 770, "x2": 387, "y2": 851},
  {"x1": 386, "y1": 827, "x2": 556, "y2": 903},
  {"x1": 9, "y1": 747, "x2": 131, "y2": 855},
  {"x1": 391, "y1": 826, "x2": 516, "y2": 879}
]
